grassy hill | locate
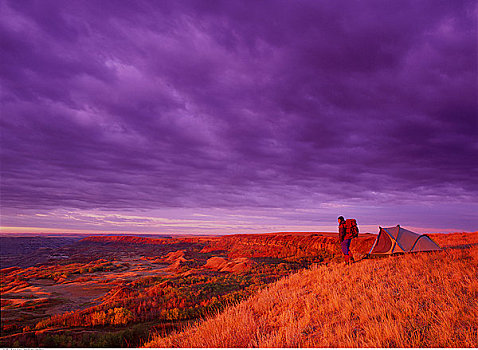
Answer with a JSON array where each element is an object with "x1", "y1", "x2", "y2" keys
[{"x1": 145, "y1": 232, "x2": 478, "y2": 348}]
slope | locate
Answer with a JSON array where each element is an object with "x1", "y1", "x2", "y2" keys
[{"x1": 145, "y1": 232, "x2": 478, "y2": 348}]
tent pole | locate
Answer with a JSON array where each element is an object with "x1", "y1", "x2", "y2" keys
[
  {"x1": 367, "y1": 226, "x2": 381, "y2": 256},
  {"x1": 393, "y1": 225, "x2": 406, "y2": 252}
]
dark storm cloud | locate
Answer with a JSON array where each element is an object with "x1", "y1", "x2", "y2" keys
[{"x1": 1, "y1": 0, "x2": 477, "y2": 216}]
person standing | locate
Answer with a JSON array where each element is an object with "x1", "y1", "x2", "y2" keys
[{"x1": 338, "y1": 216, "x2": 356, "y2": 264}]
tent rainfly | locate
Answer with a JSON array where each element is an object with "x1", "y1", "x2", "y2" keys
[{"x1": 367, "y1": 225, "x2": 442, "y2": 256}]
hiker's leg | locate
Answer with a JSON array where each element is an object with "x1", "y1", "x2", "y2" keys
[
  {"x1": 341, "y1": 239, "x2": 350, "y2": 255},
  {"x1": 340, "y1": 240, "x2": 348, "y2": 262},
  {"x1": 344, "y1": 254, "x2": 350, "y2": 264},
  {"x1": 341, "y1": 239, "x2": 351, "y2": 263},
  {"x1": 348, "y1": 238, "x2": 355, "y2": 262}
]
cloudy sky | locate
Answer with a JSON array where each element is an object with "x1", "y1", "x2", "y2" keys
[{"x1": 1, "y1": 0, "x2": 476, "y2": 234}]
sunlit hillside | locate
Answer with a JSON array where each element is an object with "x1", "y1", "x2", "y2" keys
[{"x1": 146, "y1": 232, "x2": 478, "y2": 348}]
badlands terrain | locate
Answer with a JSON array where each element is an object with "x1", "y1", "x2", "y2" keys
[{"x1": 1, "y1": 231, "x2": 476, "y2": 347}]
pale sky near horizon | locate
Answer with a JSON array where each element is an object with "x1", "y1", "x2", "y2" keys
[{"x1": 1, "y1": 0, "x2": 477, "y2": 235}]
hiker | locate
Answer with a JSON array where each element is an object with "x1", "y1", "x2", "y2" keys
[{"x1": 338, "y1": 216, "x2": 358, "y2": 264}]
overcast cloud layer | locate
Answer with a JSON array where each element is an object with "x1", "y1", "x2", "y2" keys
[{"x1": 1, "y1": 0, "x2": 477, "y2": 233}]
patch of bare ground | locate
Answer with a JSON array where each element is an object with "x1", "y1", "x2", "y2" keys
[
  {"x1": 146, "y1": 232, "x2": 478, "y2": 348},
  {"x1": 1, "y1": 257, "x2": 171, "y2": 330},
  {"x1": 203, "y1": 256, "x2": 257, "y2": 273}
]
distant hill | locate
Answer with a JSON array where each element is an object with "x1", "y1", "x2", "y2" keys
[
  {"x1": 201, "y1": 232, "x2": 376, "y2": 260},
  {"x1": 79, "y1": 235, "x2": 174, "y2": 245},
  {"x1": 145, "y1": 232, "x2": 478, "y2": 348},
  {"x1": 78, "y1": 232, "x2": 377, "y2": 261}
]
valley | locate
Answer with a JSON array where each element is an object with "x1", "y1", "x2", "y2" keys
[{"x1": 1, "y1": 232, "x2": 375, "y2": 347}]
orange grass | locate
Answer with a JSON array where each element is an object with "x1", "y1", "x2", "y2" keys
[{"x1": 145, "y1": 238, "x2": 478, "y2": 348}]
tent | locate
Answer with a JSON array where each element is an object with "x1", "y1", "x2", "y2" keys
[{"x1": 367, "y1": 225, "x2": 442, "y2": 256}]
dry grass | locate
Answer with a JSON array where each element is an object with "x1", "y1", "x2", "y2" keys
[{"x1": 145, "y1": 233, "x2": 478, "y2": 348}]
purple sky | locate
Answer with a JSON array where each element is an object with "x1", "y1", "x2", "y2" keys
[{"x1": 1, "y1": 0, "x2": 477, "y2": 234}]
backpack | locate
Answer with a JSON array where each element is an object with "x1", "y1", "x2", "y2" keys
[{"x1": 345, "y1": 219, "x2": 359, "y2": 238}]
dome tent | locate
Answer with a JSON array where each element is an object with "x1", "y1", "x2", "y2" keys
[{"x1": 367, "y1": 225, "x2": 442, "y2": 256}]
